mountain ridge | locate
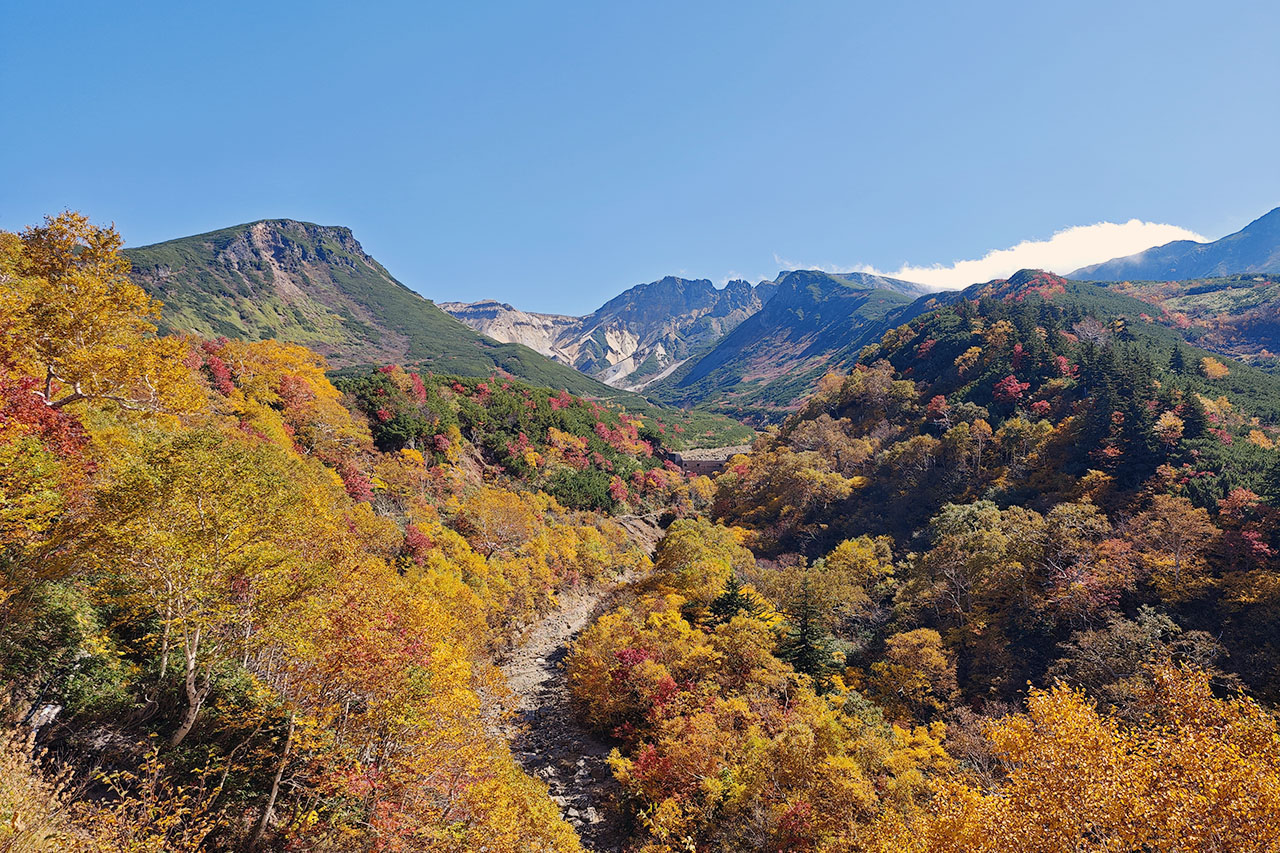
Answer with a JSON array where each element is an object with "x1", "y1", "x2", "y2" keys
[
  {"x1": 124, "y1": 219, "x2": 656, "y2": 399},
  {"x1": 648, "y1": 269, "x2": 927, "y2": 418},
  {"x1": 1072, "y1": 206, "x2": 1280, "y2": 280},
  {"x1": 443, "y1": 275, "x2": 779, "y2": 390}
]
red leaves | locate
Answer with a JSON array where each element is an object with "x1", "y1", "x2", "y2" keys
[
  {"x1": 630, "y1": 742, "x2": 673, "y2": 786},
  {"x1": 0, "y1": 373, "x2": 89, "y2": 458},
  {"x1": 594, "y1": 418, "x2": 653, "y2": 458},
  {"x1": 776, "y1": 799, "x2": 818, "y2": 850},
  {"x1": 993, "y1": 374, "x2": 1031, "y2": 404},
  {"x1": 1223, "y1": 529, "x2": 1275, "y2": 568},
  {"x1": 204, "y1": 355, "x2": 234, "y2": 396},
  {"x1": 506, "y1": 431, "x2": 531, "y2": 459},
  {"x1": 402, "y1": 524, "x2": 434, "y2": 565},
  {"x1": 409, "y1": 371, "x2": 427, "y2": 404},
  {"x1": 335, "y1": 459, "x2": 374, "y2": 502},
  {"x1": 613, "y1": 646, "x2": 654, "y2": 672},
  {"x1": 609, "y1": 475, "x2": 630, "y2": 504},
  {"x1": 277, "y1": 373, "x2": 316, "y2": 411},
  {"x1": 1218, "y1": 488, "x2": 1262, "y2": 521}
]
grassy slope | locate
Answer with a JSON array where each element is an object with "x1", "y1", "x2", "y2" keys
[{"x1": 126, "y1": 221, "x2": 616, "y2": 391}]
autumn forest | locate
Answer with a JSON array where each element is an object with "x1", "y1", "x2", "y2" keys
[{"x1": 4, "y1": 212, "x2": 1280, "y2": 853}]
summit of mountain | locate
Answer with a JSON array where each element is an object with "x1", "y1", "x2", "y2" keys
[{"x1": 125, "y1": 219, "x2": 647, "y2": 397}]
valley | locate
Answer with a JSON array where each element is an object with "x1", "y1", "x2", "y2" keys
[
  {"x1": 4, "y1": 209, "x2": 1280, "y2": 853},
  {"x1": 8, "y1": 6, "x2": 1279, "y2": 851}
]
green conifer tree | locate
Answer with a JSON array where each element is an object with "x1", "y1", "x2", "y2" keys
[
  {"x1": 777, "y1": 577, "x2": 840, "y2": 691},
  {"x1": 708, "y1": 574, "x2": 759, "y2": 625},
  {"x1": 1263, "y1": 455, "x2": 1280, "y2": 506},
  {"x1": 1181, "y1": 389, "x2": 1209, "y2": 440}
]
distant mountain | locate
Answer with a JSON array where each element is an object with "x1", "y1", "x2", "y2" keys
[
  {"x1": 1072, "y1": 206, "x2": 1280, "y2": 281},
  {"x1": 124, "y1": 220, "x2": 646, "y2": 397},
  {"x1": 648, "y1": 270, "x2": 928, "y2": 418},
  {"x1": 443, "y1": 276, "x2": 777, "y2": 390},
  {"x1": 437, "y1": 300, "x2": 579, "y2": 360}
]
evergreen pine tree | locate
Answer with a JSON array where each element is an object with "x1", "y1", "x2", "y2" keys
[
  {"x1": 1181, "y1": 389, "x2": 1209, "y2": 440},
  {"x1": 1263, "y1": 455, "x2": 1280, "y2": 506},
  {"x1": 1038, "y1": 300, "x2": 1061, "y2": 335},
  {"x1": 1080, "y1": 350, "x2": 1119, "y2": 450},
  {"x1": 708, "y1": 574, "x2": 758, "y2": 625},
  {"x1": 777, "y1": 578, "x2": 839, "y2": 692},
  {"x1": 1169, "y1": 345, "x2": 1187, "y2": 374}
]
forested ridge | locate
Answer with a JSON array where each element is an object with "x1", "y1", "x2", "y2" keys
[{"x1": 3, "y1": 216, "x2": 1280, "y2": 852}]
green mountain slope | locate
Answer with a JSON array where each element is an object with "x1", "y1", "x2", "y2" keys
[
  {"x1": 125, "y1": 219, "x2": 622, "y2": 396},
  {"x1": 719, "y1": 268, "x2": 1280, "y2": 553},
  {"x1": 649, "y1": 270, "x2": 924, "y2": 420},
  {"x1": 124, "y1": 219, "x2": 753, "y2": 448},
  {"x1": 1098, "y1": 274, "x2": 1280, "y2": 373}
]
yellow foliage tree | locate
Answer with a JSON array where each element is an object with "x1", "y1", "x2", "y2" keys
[
  {"x1": 82, "y1": 428, "x2": 324, "y2": 746},
  {"x1": 867, "y1": 629, "x2": 957, "y2": 723},
  {"x1": 869, "y1": 666, "x2": 1280, "y2": 853},
  {"x1": 0, "y1": 212, "x2": 199, "y2": 413},
  {"x1": 1201, "y1": 356, "x2": 1231, "y2": 379}
]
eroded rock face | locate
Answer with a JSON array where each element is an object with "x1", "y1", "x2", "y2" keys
[
  {"x1": 443, "y1": 276, "x2": 777, "y2": 390},
  {"x1": 438, "y1": 300, "x2": 578, "y2": 360}
]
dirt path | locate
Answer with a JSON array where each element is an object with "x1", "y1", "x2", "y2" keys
[{"x1": 500, "y1": 519, "x2": 659, "y2": 851}]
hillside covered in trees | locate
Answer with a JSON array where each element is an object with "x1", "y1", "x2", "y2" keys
[
  {"x1": 0, "y1": 214, "x2": 717, "y2": 851},
  {"x1": 3, "y1": 217, "x2": 1280, "y2": 853}
]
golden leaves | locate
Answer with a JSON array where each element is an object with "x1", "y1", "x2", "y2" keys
[{"x1": 877, "y1": 666, "x2": 1280, "y2": 853}]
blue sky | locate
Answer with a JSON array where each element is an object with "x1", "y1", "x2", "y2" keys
[{"x1": 2, "y1": 0, "x2": 1278, "y2": 313}]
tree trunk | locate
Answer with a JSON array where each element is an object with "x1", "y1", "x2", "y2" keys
[
  {"x1": 171, "y1": 632, "x2": 213, "y2": 747},
  {"x1": 158, "y1": 601, "x2": 172, "y2": 679},
  {"x1": 170, "y1": 667, "x2": 213, "y2": 747},
  {"x1": 249, "y1": 712, "x2": 294, "y2": 851}
]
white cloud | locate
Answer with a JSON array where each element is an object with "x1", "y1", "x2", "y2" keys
[{"x1": 777, "y1": 219, "x2": 1208, "y2": 291}]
